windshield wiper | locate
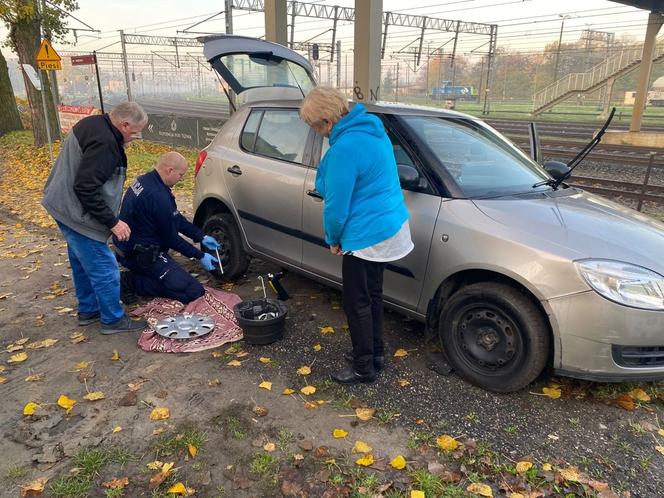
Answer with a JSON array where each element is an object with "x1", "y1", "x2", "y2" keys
[{"x1": 532, "y1": 178, "x2": 558, "y2": 189}]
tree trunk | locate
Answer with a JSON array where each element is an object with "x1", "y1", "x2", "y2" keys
[
  {"x1": 9, "y1": 3, "x2": 61, "y2": 146},
  {"x1": 0, "y1": 48, "x2": 23, "y2": 137}
]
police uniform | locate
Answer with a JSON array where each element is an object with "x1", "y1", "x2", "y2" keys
[{"x1": 115, "y1": 169, "x2": 206, "y2": 303}]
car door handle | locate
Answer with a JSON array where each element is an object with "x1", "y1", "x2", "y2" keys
[
  {"x1": 307, "y1": 189, "x2": 323, "y2": 200},
  {"x1": 227, "y1": 165, "x2": 242, "y2": 176}
]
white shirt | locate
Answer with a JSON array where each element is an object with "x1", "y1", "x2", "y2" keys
[{"x1": 351, "y1": 220, "x2": 414, "y2": 262}]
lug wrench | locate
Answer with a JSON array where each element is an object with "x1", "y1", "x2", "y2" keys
[{"x1": 214, "y1": 247, "x2": 224, "y2": 275}]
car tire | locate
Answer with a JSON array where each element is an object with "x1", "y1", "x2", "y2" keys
[
  {"x1": 202, "y1": 213, "x2": 250, "y2": 280},
  {"x1": 438, "y1": 282, "x2": 550, "y2": 393}
]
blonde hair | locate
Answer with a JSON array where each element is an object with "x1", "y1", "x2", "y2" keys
[{"x1": 299, "y1": 87, "x2": 349, "y2": 127}]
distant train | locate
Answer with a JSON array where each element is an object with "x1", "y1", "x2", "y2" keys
[{"x1": 431, "y1": 82, "x2": 478, "y2": 101}]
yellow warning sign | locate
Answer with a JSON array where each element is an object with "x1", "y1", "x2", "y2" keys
[{"x1": 36, "y1": 39, "x2": 62, "y2": 70}]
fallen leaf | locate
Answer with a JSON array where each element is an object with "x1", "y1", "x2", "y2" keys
[
  {"x1": 411, "y1": 492, "x2": 425, "y2": 498},
  {"x1": 70, "y1": 332, "x2": 87, "y2": 344},
  {"x1": 352, "y1": 441, "x2": 372, "y2": 453},
  {"x1": 559, "y1": 467, "x2": 579, "y2": 482},
  {"x1": 0, "y1": 376, "x2": 5, "y2": 384},
  {"x1": 398, "y1": 379, "x2": 411, "y2": 387},
  {"x1": 208, "y1": 378, "x2": 221, "y2": 386},
  {"x1": 656, "y1": 446, "x2": 664, "y2": 455},
  {"x1": 259, "y1": 381, "x2": 272, "y2": 391},
  {"x1": 628, "y1": 388, "x2": 650, "y2": 402},
  {"x1": 23, "y1": 402, "x2": 40, "y2": 416},
  {"x1": 658, "y1": 429, "x2": 664, "y2": 437},
  {"x1": 304, "y1": 401, "x2": 318, "y2": 410},
  {"x1": 467, "y1": 483, "x2": 493, "y2": 497},
  {"x1": 57, "y1": 307, "x2": 74, "y2": 314},
  {"x1": 102, "y1": 477, "x2": 129, "y2": 489},
  {"x1": 391, "y1": 455, "x2": 407, "y2": 469},
  {"x1": 355, "y1": 453, "x2": 374, "y2": 466},
  {"x1": 83, "y1": 391, "x2": 105, "y2": 401},
  {"x1": 282, "y1": 388, "x2": 295, "y2": 395},
  {"x1": 26, "y1": 339, "x2": 58, "y2": 349},
  {"x1": 112, "y1": 426, "x2": 122, "y2": 433},
  {"x1": 436, "y1": 435, "x2": 459, "y2": 451},
  {"x1": 6, "y1": 344, "x2": 23, "y2": 352},
  {"x1": 313, "y1": 343, "x2": 322, "y2": 352},
  {"x1": 149, "y1": 462, "x2": 174, "y2": 488},
  {"x1": 111, "y1": 350, "x2": 120, "y2": 361},
  {"x1": 355, "y1": 407, "x2": 375, "y2": 421},
  {"x1": 167, "y1": 482, "x2": 191, "y2": 495},
  {"x1": 616, "y1": 394, "x2": 635, "y2": 411},
  {"x1": 73, "y1": 361, "x2": 89, "y2": 371},
  {"x1": 542, "y1": 463, "x2": 552, "y2": 471},
  {"x1": 211, "y1": 351, "x2": 223, "y2": 358},
  {"x1": 20, "y1": 477, "x2": 48, "y2": 497},
  {"x1": 542, "y1": 386, "x2": 562, "y2": 399},
  {"x1": 15, "y1": 338, "x2": 29, "y2": 345},
  {"x1": 25, "y1": 374, "x2": 43, "y2": 382},
  {"x1": 297, "y1": 366, "x2": 311, "y2": 375},
  {"x1": 333, "y1": 428, "x2": 348, "y2": 438},
  {"x1": 300, "y1": 385, "x2": 316, "y2": 395},
  {"x1": 146, "y1": 460, "x2": 164, "y2": 470},
  {"x1": 320, "y1": 326, "x2": 334, "y2": 334},
  {"x1": 8, "y1": 352, "x2": 28, "y2": 363},
  {"x1": 150, "y1": 407, "x2": 170, "y2": 421},
  {"x1": 258, "y1": 356, "x2": 271, "y2": 363},
  {"x1": 264, "y1": 442, "x2": 276, "y2": 452},
  {"x1": 227, "y1": 360, "x2": 242, "y2": 367},
  {"x1": 293, "y1": 453, "x2": 304, "y2": 461},
  {"x1": 188, "y1": 443, "x2": 197, "y2": 458},
  {"x1": 253, "y1": 405, "x2": 269, "y2": 417},
  {"x1": 393, "y1": 349, "x2": 408, "y2": 358},
  {"x1": 57, "y1": 394, "x2": 76, "y2": 413},
  {"x1": 516, "y1": 461, "x2": 533, "y2": 473},
  {"x1": 235, "y1": 351, "x2": 249, "y2": 358}
]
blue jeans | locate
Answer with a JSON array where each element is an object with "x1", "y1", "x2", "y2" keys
[{"x1": 56, "y1": 221, "x2": 124, "y2": 325}]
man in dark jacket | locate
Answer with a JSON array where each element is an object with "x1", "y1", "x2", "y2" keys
[
  {"x1": 114, "y1": 152, "x2": 220, "y2": 303},
  {"x1": 42, "y1": 102, "x2": 148, "y2": 334}
]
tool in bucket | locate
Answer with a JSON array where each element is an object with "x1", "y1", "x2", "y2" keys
[{"x1": 255, "y1": 276, "x2": 278, "y2": 320}]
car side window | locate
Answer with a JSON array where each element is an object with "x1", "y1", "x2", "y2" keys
[
  {"x1": 241, "y1": 110, "x2": 262, "y2": 151},
  {"x1": 251, "y1": 110, "x2": 310, "y2": 164}
]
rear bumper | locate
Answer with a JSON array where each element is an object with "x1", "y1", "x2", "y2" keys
[{"x1": 548, "y1": 290, "x2": 664, "y2": 381}]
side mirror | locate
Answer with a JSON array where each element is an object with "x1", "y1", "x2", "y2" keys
[
  {"x1": 544, "y1": 160, "x2": 571, "y2": 181},
  {"x1": 398, "y1": 164, "x2": 421, "y2": 190}
]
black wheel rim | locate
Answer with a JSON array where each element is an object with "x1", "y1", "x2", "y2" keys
[
  {"x1": 451, "y1": 303, "x2": 525, "y2": 376},
  {"x1": 206, "y1": 225, "x2": 231, "y2": 268}
]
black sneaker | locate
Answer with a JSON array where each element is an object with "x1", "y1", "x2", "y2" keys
[
  {"x1": 331, "y1": 366, "x2": 376, "y2": 385},
  {"x1": 101, "y1": 315, "x2": 147, "y2": 335},
  {"x1": 77, "y1": 311, "x2": 100, "y2": 326}
]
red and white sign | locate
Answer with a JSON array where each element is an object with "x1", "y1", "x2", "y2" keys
[
  {"x1": 57, "y1": 104, "x2": 101, "y2": 135},
  {"x1": 70, "y1": 54, "x2": 96, "y2": 66}
]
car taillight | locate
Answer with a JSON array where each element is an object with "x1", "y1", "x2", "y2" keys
[{"x1": 194, "y1": 150, "x2": 207, "y2": 177}]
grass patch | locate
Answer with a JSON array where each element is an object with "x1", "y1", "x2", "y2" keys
[
  {"x1": 407, "y1": 429, "x2": 436, "y2": 450},
  {"x1": 4, "y1": 465, "x2": 27, "y2": 481},
  {"x1": 51, "y1": 473, "x2": 92, "y2": 498},
  {"x1": 374, "y1": 408, "x2": 399, "y2": 425},
  {"x1": 104, "y1": 488, "x2": 126, "y2": 498},
  {"x1": 153, "y1": 425, "x2": 207, "y2": 457},
  {"x1": 409, "y1": 469, "x2": 446, "y2": 496},
  {"x1": 248, "y1": 452, "x2": 279, "y2": 480},
  {"x1": 276, "y1": 428, "x2": 295, "y2": 453}
]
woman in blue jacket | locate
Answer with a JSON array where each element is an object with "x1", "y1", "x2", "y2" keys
[{"x1": 300, "y1": 87, "x2": 413, "y2": 385}]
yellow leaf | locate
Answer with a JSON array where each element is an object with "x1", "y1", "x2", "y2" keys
[
  {"x1": 259, "y1": 381, "x2": 272, "y2": 391},
  {"x1": 7, "y1": 344, "x2": 24, "y2": 352},
  {"x1": 0, "y1": 366, "x2": 5, "y2": 373},
  {"x1": 227, "y1": 360, "x2": 242, "y2": 367},
  {"x1": 467, "y1": 483, "x2": 493, "y2": 497},
  {"x1": 355, "y1": 408, "x2": 375, "y2": 421},
  {"x1": 188, "y1": 443, "x2": 197, "y2": 458},
  {"x1": 542, "y1": 387, "x2": 561, "y2": 399},
  {"x1": 258, "y1": 357, "x2": 271, "y2": 363},
  {"x1": 355, "y1": 453, "x2": 374, "y2": 466},
  {"x1": 111, "y1": 350, "x2": 120, "y2": 361},
  {"x1": 655, "y1": 446, "x2": 664, "y2": 455},
  {"x1": 83, "y1": 391, "x2": 105, "y2": 401},
  {"x1": 628, "y1": 388, "x2": 651, "y2": 402},
  {"x1": 390, "y1": 455, "x2": 407, "y2": 470},
  {"x1": 15, "y1": 338, "x2": 30, "y2": 345},
  {"x1": 559, "y1": 467, "x2": 579, "y2": 482},
  {"x1": 293, "y1": 453, "x2": 305, "y2": 461},
  {"x1": 150, "y1": 407, "x2": 170, "y2": 421},
  {"x1": 167, "y1": 482, "x2": 187, "y2": 494},
  {"x1": 282, "y1": 388, "x2": 295, "y2": 395},
  {"x1": 57, "y1": 395, "x2": 76, "y2": 413},
  {"x1": 26, "y1": 338, "x2": 58, "y2": 349},
  {"x1": 320, "y1": 326, "x2": 335, "y2": 334},
  {"x1": 146, "y1": 460, "x2": 164, "y2": 470},
  {"x1": 411, "y1": 492, "x2": 425, "y2": 498},
  {"x1": 393, "y1": 349, "x2": 408, "y2": 358},
  {"x1": 297, "y1": 366, "x2": 311, "y2": 376},
  {"x1": 352, "y1": 441, "x2": 372, "y2": 453},
  {"x1": 25, "y1": 374, "x2": 43, "y2": 382},
  {"x1": 23, "y1": 402, "x2": 40, "y2": 416},
  {"x1": 398, "y1": 379, "x2": 411, "y2": 387},
  {"x1": 73, "y1": 361, "x2": 89, "y2": 371},
  {"x1": 211, "y1": 351, "x2": 223, "y2": 358},
  {"x1": 235, "y1": 351, "x2": 249, "y2": 358},
  {"x1": 263, "y1": 442, "x2": 276, "y2": 452},
  {"x1": 300, "y1": 385, "x2": 316, "y2": 395},
  {"x1": 658, "y1": 429, "x2": 664, "y2": 437},
  {"x1": 112, "y1": 426, "x2": 123, "y2": 433},
  {"x1": 313, "y1": 343, "x2": 322, "y2": 352},
  {"x1": 0, "y1": 376, "x2": 5, "y2": 384},
  {"x1": 8, "y1": 352, "x2": 28, "y2": 363},
  {"x1": 333, "y1": 428, "x2": 348, "y2": 438},
  {"x1": 616, "y1": 394, "x2": 635, "y2": 411},
  {"x1": 542, "y1": 463, "x2": 552, "y2": 471},
  {"x1": 436, "y1": 435, "x2": 459, "y2": 451},
  {"x1": 516, "y1": 461, "x2": 533, "y2": 473},
  {"x1": 20, "y1": 477, "x2": 48, "y2": 495},
  {"x1": 102, "y1": 477, "x2": 129, "y2": 489}
]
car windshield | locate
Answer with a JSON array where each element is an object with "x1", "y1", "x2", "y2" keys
[
  {"x1": 402, "y1": 116, "x2": 551, "y2": 198},
  {"x1": 219, "y1": 53, "x2": 315, "y2": 93}
]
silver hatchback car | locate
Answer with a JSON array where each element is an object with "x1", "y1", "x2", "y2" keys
[{"x1": 193, "y1": 35, "x2": 664, "y2": 392}]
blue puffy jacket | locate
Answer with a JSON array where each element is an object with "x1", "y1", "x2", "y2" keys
[{"x1": 315, "y1": 103, "x2": 409, "y2": 251}]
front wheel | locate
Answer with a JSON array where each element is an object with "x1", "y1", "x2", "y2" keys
[
  {"x1": 202, "y1": 213, "x2": 250, "y2": 280},
  {"x1": 438, "y1": 282, "x2": 550, "y2": 392}
]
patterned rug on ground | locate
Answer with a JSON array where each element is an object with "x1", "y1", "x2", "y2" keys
[{"x1": 132, "y1": 286, "x2": 243, "y2": 353}]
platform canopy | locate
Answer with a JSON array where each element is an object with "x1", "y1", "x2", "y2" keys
[{"x1": 609, "y1": 1, "x2": 662, "y2": 10}]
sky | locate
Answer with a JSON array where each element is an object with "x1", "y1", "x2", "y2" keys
[{"x1": 0, "y1": 0, "x2": 654, "y2": 60}]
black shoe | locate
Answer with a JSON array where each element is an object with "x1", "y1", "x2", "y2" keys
[
  {"x1": 331, "y1": 366, "x2": 376, "y2": 385},
  {"x1": 101, "y1": 315, "x2": 147, "y2": 335},
  {"x1": 343, "y1": 351, "x2": 385, "y2": 372},
  {"x1": 120, "y1": 271, "x2": 139, "y2": 305},
  {"x1": 77, "y1": 311, "x2": 100, "y2": 326}
]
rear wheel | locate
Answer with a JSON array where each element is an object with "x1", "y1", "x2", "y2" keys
[
  {"x1": 438, "y1": 282, "x2": 549, "y2": 392},
  {"x1": 202, "y1": 213, "x2": 250, "y2": 280}
]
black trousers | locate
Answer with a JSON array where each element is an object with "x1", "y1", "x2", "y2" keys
[
  {"x1": 125, "y1": 252, "x2": 204, "y2": 304},
  {"x1": 342, "y1": 254, "x2": 386, "y2": 371}
]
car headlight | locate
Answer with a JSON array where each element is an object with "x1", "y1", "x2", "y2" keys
[{"x1": 575, "y1": 260, "x2": 664, "y2": 311}]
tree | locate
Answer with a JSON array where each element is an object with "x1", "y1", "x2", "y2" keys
[
  {"x1": 0, "y1": 47, "x2": 22, "y2": 136},
  {"x1": 0, "y1": 0, "x2": 78, "y2": 145}
]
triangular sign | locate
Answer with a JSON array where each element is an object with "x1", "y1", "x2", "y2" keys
[{"x1": 36, "y1": 39, "x2": 61, "y2": 62}]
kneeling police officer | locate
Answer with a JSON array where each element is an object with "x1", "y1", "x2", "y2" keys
[{"x1": 114, "y1": 152, "x2": 220, "y2": 304}]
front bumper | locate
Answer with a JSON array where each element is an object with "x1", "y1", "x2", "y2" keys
[{"x1": 548, "y1": 290, "x2": 664, "y2": 381}]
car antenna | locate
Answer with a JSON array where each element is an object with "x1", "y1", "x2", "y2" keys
[{"x1": 552, "y1": 107, "x2": 616, "y2": 190}]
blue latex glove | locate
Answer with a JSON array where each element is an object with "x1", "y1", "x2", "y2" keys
[
  {"x1": 202, "y1": 235, "x2": 222, "y2": 250},
  {"x1": 199, "y1": 253, "x2": 218, "y2": 272}
]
